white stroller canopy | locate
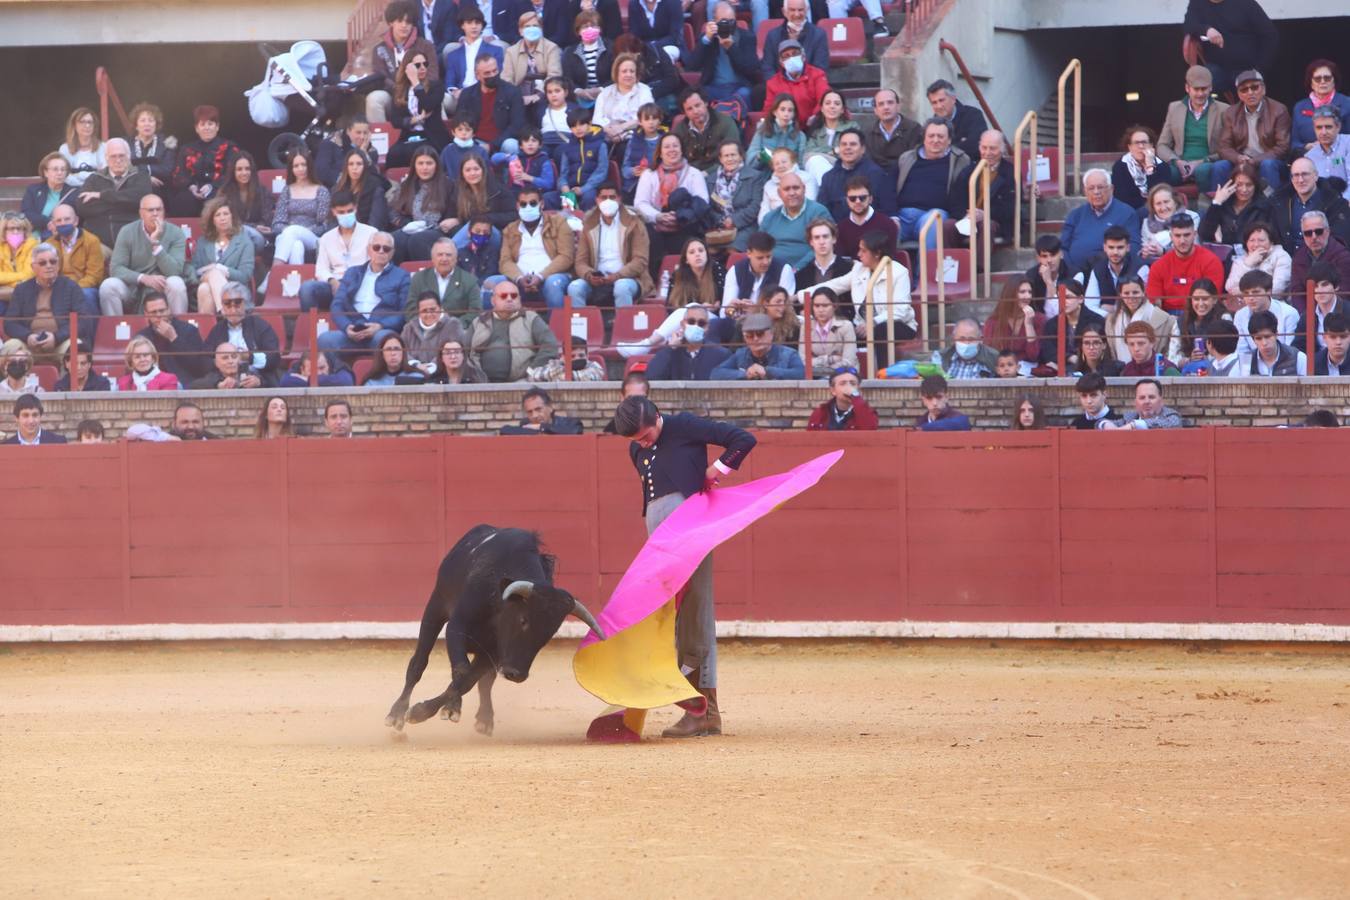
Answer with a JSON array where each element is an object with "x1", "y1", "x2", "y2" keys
[{"x1": 245, "y1": 40, "x2": 328, "y2": 128}]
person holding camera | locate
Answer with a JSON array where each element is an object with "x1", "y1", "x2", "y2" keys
[
  {"x1": 683, "y1": 1, "x2": 760, "y2": 113},
  {"x1": 191, "y1": 342, "x2": 265, "y2": 390}
]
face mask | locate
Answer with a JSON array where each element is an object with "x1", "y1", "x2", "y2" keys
[
  {"x1": 598, "y1": 199, "x2": 620, "y2": 218},
  {"x1": 849, "y1": 387, "x2": 861, "y2": 397},
  {"x1": 518, "y1": 203, "x2": 541, "y2": 223},
  {"x1": 454, "y1": 137, "x2": 475, "y2": 148},
  {"x1": 7, "y1": 360, "x2": 29, "y2": 379},
  {"x1": 570, "y1": 357, "x2": 589, "y2": 371},
  {"x1": 336, "y1": 211, "x2": 357, "y2": 229},
  {"x1": 55, "y1": 223, "x2": 76, "y2": 238},
  {"x1": 683, "y1": 324, "x2": 705, "y2": 343},
  {"x1": 470, "y1": 233, "x2": 488, "y2": 248},
  {"x1": 6, "y1": 233, "x2": 23, "y2": 250},
  {"x1": 954, "y1": 341, "x2": 980, "y2": 360},
  {"x1": 522, "y1": 25, "x2": 543, "y2": 42},
  {"x1": 783, "y1": 56, "x2": 804, "y2": 77},
  {"x1": 579, "y1": 26, "x2": 601, "y2": 43},
  {"x1": 252, "y1": 352, "x2": 268, "y2": 371},
  {"x1": 484, "y1": 75, "x2": 501, "y2": 89}
]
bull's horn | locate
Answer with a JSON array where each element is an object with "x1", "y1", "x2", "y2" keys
[
  {"x1": 502, "y1": 580, "x2": 534, "y2": 602},
  {"x1": 571, "y1": 599, "x2": 606, "y2": 640}
]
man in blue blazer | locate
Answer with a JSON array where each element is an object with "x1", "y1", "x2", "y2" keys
[
  {"x1": 442, "y1": 6, "x2": 507, "y2": 99},
  {"x1": 319, "y1": 232, "x2": 412, "y2": 355}
]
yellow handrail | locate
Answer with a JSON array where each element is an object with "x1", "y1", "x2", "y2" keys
[
  {"x1": 965, "y1": 158, "x2": 992, "y2": 302},
  {"x1": 1012, "y1": 109, "x2": 1038, "y2": 250},
  {"x1": 1057, "y1": 58, "x2": 1082, "y2": 197},
  {"x1": 917, "y1": 214, "x2": 946, "y2": 357}
]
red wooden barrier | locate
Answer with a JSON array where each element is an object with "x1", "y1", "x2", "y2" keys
[{"x1": 3, "y1": 429, "x2": 1350, "y2": 628}]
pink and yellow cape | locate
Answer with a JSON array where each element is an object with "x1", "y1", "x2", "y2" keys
[{"x1": 573, "y1": 450, "x2": 843, "y2": 740}]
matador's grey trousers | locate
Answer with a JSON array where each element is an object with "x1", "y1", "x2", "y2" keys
[{"x1": 646, "y1": 491, "x2": 716, "y2": 689}]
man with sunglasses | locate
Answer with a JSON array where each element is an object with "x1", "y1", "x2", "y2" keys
[
  {"x1": 645, "y1": 303, "x2": 729, "y2": 380},
  {"x1": 833, "y1": 176, "x2": 898, "y2": 266},
  {"x1": 201, "y1": 282, "x2": 283, "y2": 386},
  {"x1": 320, "y1": 231, "x2": 411, "y2": 356},
  {"x1": 1289, "y1": 210, "x2": 1350, "y2": 307},
  {"x1": 819, "y1": 130, "x2": 896, "y2": 223},
  {"x1": 6, "y1": 242, "x2": 84, "y2": 365},
  {"x1": 467, "y1": 279, "x2": 559, "y2": 382},
  {"x1": 1213, "y1": 69, "x2": 1289, "y2": 192},
  {"x1": 1273, "y1": 158, "x2": 1350, "y2": 256},
  {"x1": 1182, "y1": 0, "x2": 1277, "y2": 95},
  {"x1": 495, "y1": 186, "x2": 574, "y2": 308},
  {"x1": 806, "y1": 366, "x2": 878, "y2": 431}
]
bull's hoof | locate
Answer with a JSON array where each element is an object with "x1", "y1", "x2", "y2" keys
[
  {"x1": 406, "y1": 700, "x2": 440, "y2": 724},
  {"x1": 384, "y1": 713, "x2": 406, "y2": 730},
  {"x1": 438, "y1": 707, "x2": 451, "y2": 720},
  {"x1": 449, "y1": 708, "x2": 461, "y2": 723},
  {"x1": 389, "y1": 730, "x2": 409, "y2": 743},
  {"x1": 474, "y1": 717, "x2": 494, "y2": 737}
]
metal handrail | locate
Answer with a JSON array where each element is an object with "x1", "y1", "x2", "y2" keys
[
  {"x1": 347, "y1": 0, "x2": 387, "y2": 69},
  {"x1": 1012, "y1": 109, "x2": 1038, "y2": 250},
  {"x1": 937, "y1": 40, "x2": 1003, "y2": 138},
  {"x1": 94, "y1": 67, "x2": 133, "y2": 142},
  {"x1": 1057, "y1": 58, "x2": 1082, "y2": 197},
  {"x1": 965, "y1": 158, "x2": 992, "y2": 302},
  {"x1": 917, "y1": 215, "x2": 947, "y2": 354},
  {"x1": 900, "y1": 0, "x2": 947, "y2": 51}
]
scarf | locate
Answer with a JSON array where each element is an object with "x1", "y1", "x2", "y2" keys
[
  {"x1": 131, "y1": 366, "x2": 162, "y2": 391},
  {"x1": 1121, "y1": 152, "x2": 1152, "y2": 199},
  {"x1": 657, "y1": 162, "x2": 685, "y2": 209},
  {"x1": 1310, "y1": 91, "x2": 1334, "y2": 109},
  {"x1": 714, "y1": 166, "x2": 741, "y2": 207}
]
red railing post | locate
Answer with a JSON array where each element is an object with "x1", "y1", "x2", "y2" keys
[
  {"x1": 69, "y1": 312, "x2": 80, "y2": 383},
  {"x1": 1056, "y1": 283, "x2": 1068, "y2": 376},
  {"x1": 1306, "y1": 278, "x2": 1316, "y2": 376},
  {"x1": 308, "y1": 309, "x2": 320, "y2": 387}
]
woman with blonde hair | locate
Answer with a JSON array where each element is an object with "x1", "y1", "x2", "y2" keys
[
  {"x1": 593, "y1": 53, "x2": 654, "y2": 144},
  {"x1": 253, "y1": 396, "x2": 294, "y2": 439},
  {"x1": 0, "y1": 212, "x2": 38, "y2": 304},
  {"x1": 59, "y1": 107, "x2": 105, "y2": 188},
  {"x1": 191, "y1": 198, "x2": 255, "y2": 315},
  {"x1": 116, "y1": 336, "x2": 181, "y2": 391}
]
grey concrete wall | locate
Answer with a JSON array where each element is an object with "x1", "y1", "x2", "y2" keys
[{"x1": 0, "y1": 0, "x2": 349, "y2": 47}]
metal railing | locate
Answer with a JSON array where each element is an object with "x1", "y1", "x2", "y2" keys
[
  {"x1": 900, "y1": 0, "x2": 949, "y2": 51},
  {"x1": 916, "y1": 214, "x2": 948, "y2": 355},
  {"x1": 965, "y1": 159, "x2": 993, "y2": 302},
  {"x1": 938, "y1": 40, "x2": 1003, "y2": 137},
  {"x1": 347, "y1": 0, "x2": 388, "y2": 69},
  {"x1": 94, "y1": 67, "x2": 133, "y2": 143},
  {"x1": 1012, "y1": 109, "x2": 1038, "y2": 250},
  {"x1": 1057, "y1": 58, "x2": 1082, "y2": 197}
]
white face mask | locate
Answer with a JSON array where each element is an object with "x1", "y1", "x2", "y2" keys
[
  {"x1": 598, "y1": 199, "x2": 620, "y2": 218},
  {"x1": 954, "y1": 341, "x2": 980, "y2": 360}
]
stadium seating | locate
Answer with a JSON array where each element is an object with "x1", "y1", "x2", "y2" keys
[
  {"x1": 385, "y1": 167, "x2": 409, "y2": 184},
  {"x1": 369, "y1": 123, "x2": 400, "y2": 161},
  {"x1": 167, "y1": 217, "x2": 198, "y2": 256},
  {"x1": 400, "y1": 260, "x2": 432, "y2": 275},
  {"x1": 262, "y1": 263, "x2": 314, "y2": 312},
  {"x1": 624, "y1": 354, "x2": 652, "y2": 375},
  {"x1": 756, "y1": 19, "x2": 783, "y2": 57},
  {"x1": 32, "y1": 364, "x2": 58, "y2": 391},
  {"x1": 819, "y1": 18, "x2": 864, "y2": 67},
  {"x1": 548, "y1": 306, "x2": 605, "y2": 348},
  {"x1": 352, "y1": 357, "x2": 372, "y2": 384},
  {"x1": 611, "y1": 304, "x2": 666, "y2": 347},
  {"x1": 914, "y1": 248, "x2": 972, "y2": 301},
  {"x1": 288, "y1": 312, "x2": 335, "y2": 361},
  {"x1": 258, "y1": 169, "x2": 288, "y2": 195},
  {"x1": 93, "y1": 315, "x2": 148, "y2": 371}
]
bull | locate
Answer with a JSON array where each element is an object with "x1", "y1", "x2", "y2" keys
[{"x1": 384, "y1": 524, "x2": 604, "y2": 736}]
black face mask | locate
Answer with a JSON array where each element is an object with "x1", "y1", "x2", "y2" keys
[
  {"x1": 570, "y1": 357, "x2": 589, "y2": 371},
  {"x1": 7, "y1": 360, "x2": 29, "y2": 379},
  {"x1": 484, "y1": 75, "x2": 502, "y2": 89}
]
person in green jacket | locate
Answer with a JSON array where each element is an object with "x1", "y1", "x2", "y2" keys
[
  {"x1": 404, "y1": 237, "x2": 481, "y2": 327},
  {"x1": 98, "y1": 193, "x2": 189, "y2": 314}
]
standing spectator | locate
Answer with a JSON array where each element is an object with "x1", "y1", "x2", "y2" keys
[
  {"x1": 221, "y1": 151, "x2": 274, "y2": 254},
  {"x1": 43, "y1": 204, "x2": 103, "y2": 314},
  {"x1": 555, "y1": 109, "x2": 610, "y2": 209},
  {"x1": 366, "y1": 0, "x2": 440, "y2": 124},
  {"x1": 469, "y1": 279, "x2": 560, "y2": 381},
  {"x1": 864, "y1": 89, "x2": 921, "y2": 173},
  {"x1": 73, "y1": 139, "x2": 151, "y2": 247},
  {"x1": 1038, "y1": 279, "x2": 1105, "y2": 376},
  {"x1": 914, "y1": 374, "x2": 970, "y2": 431},
  {"x1": 59, "y1": 108, "x2": 105, "y2": 189},
  {"x1": 1059, "y1": 169, "x2": 1142, "y2": 271},
  {"x1": 675, "y1": 88, "x2": 742, "y2": 175},
  {"x1": 502, "y1": 10, "x2": 563, "y2": 119},
  {"x1": 116, "y1": 336, "x2": 182, "y2": 391},
  {"x1": 494, "y1": 186, "x2": 575, "y2": 307},
  {"x1": 325, "y1": 400, "x2": 355, "y2": 439},
  {"x1": 593, "y1": 53, "x2": 655, "y2": 144},
  {"x1": 761, "y1": 42, "x2": 828, "y2": 131},
  {"x1": 568, "y1": 183, "x2": 651, "y2": 308},
  {"x1": 300, "y1": 190, "x2": 375, "y2": 312},
  {"x1": 1145, "y1": 212, "x2": 1225, "y2": 312},
  {"x1": 6, "y1": 243, "x2": 83, "y2": 365},
  {"x1": 759, "y1": 178, "x2": 832, "y2": 270},
  {"x1": 1213, "y1": 69, "x2": 1290, "y2": 191},
  {"x1": 1119, "y1": 321, "x2": 1181, "y2": 377},
  {"x1": 3, "y1": 395, "x2": 65, "y2": 444},
  {"x1": 1225, "y1": 221, "x2": 1291, "y2": 297},
  {"x1": 925, "y1": 80, "x2": 987, "y2": 163},
  {"x1": 22, "y1": 154, "x2": 75, "y2": 239},
  {"x1": 167, "y1": 105, "x2": 243, "y2": 218},
  {"x1": 1111, "y1": 125, "x2": 1178, "y2": 210},
  {"x1": 426, "y1": 337, "x2": 489, "y2": 383},
  {"x1": 894, "y1": 119, "x2": 969, "y2": 250},
  {"x1": 635, "y1": 134, "x2": 711, "y2": 270},
  {"x1": 710, "y1": 312, "x2": 805, "y2": 379},
  {"x1": 99, "y1": 194, "x2": 189, "y2": 314},
  {"x1": 190, "y1": 343, "x2": 264, "y2": 389},
  {"x1": 171, "y1": 402, "x2": 215, "y2": 440},
  {"x1": 802, "y1": 91, "x2": 860, "y2": 186},
  {"x1": 684, "y1": 2, "x2": 760, "y2": 112},
  {"x1": 1182, "y1": 0, "x2": 1277, "y2": 94},
  {"x1": 983, "y1": 278, "x2": 1043, "y2": 364},
  {"x1": 190, "y1": 198, "x2": 255, "y2": 316},
  {"x1": 1177, "y1": 278, "x2": 1229, "y2": 367},
  {"x1": 401, "y1": 291, "x2": 467, "y2": 370},
  {"x1": 1232, "y1": 268, "x2": 1299, "y2": 357},
  {"x1": 1292, "y1": 60, "x2": 1350, "y2": 152},
  {"x1": 1245, "y1": 309, "x2": 1306, "y2": 375},
  {"x1": 254, "y1": 397, "x2": 295, "y2": 439},
  {"x1": 1272, "y1": 158, "x2": 1350, "y2": 255},
  {"x1": 387, "y1": 50, "x2": 450, "y2": 167},
  {"x1": 645, "y1": 304, "x2": 731, "y2": 380},
  {"x1": 442, "y1": 8, "x2": 505, "y2": 109},
  {"x1": 322, "y1": 233, "x2": 411, "y2": 355},
  {"x1": 127, "y1": 102, "x2": 177, "y2": 191},
  {"x1": 1314, "y1": 311, "x2": 1350, "y2": 375},
  {"x1": 0, "y1": 213, "x2": 37, "y2": 305},
  {"x1": 761, "y1": 0, "x2": 827, "y2": 79},
  {"x1": 76, "y1": 420, "x2": 107, "y2": 443},
  {"x1": 1303, "y1": 108, "x2": 1350, "y2": 198},
  {"x1": 1068, "y1": 372, "x2": 1121, "y2": 429},
  {"x1": 203, "y1": 282, "x2": 284, "y2": 385},
  {"x1": 1289, "y1": 210, "x2": 1350, "y2": 307},
  {"x1": 801, "y1": 286, "x2": 857, "y2": 377},
  {"x1": 500, "y1": 387, "x2": 585, "y2": 434},
  {"x1": 137, "y1": 291, "x2": 206, "y2": 384},
  {"x1": 820, "y1": 130, "x2": 897, "y2": 224},
  {"x1": 1009, "y1": 397, "x2": 1046, "y2": 431},
  {"x1": 457, "y1": 55, "x2": 527, "y2": 153},
  {"x1": 934, "y1": 317, "x2": 998, "y2": 379},
  {"x1": 1198, "y1": 162, "x2": 1270, "y2": 247},
  {"x1": 1098, "y1": 378, "x2": 1183, "y2": 430},
  {"x1": 601, "y1": 372, "x2": 650, "y2": 433},
  {"x1": 1294, "y1": 261, "x2": 1349, "y2": 353},
  {"x1": 1082, "y1": 225, "x2": 1147, "y2": 317},
  {"x1": 407, "y1": 237, "x2": 481, "y2": 324},
  {"x1": 271, "y1": 150, "x2": 331, "y2": 265},
  {"x1": 1138, "y1": 184, "x2": 1199, "y2": 261},
  {"x1": 807, "y1": 366, "x2": 877, "y2": 430},
  {"x1": 0, "y1": 345, "x2": 39, "y2": 395},
  {"x1": 1105, "y1": 275, "x2": 1180, "y2": 362},
  {"x1": 53, "y1": 341, "x2": 113, "y2": 392},
  {"x1": 1156, "y1": 65, "x2": 1229, "y2": 192}
]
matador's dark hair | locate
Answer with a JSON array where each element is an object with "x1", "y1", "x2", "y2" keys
[{"x1": 614, "y1": 396, "x2": 659, "y2": 437}]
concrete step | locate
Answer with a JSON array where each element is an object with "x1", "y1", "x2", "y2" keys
[
  {"x1": 992, "y1": 247, "x2": 1038, "y2": 271},
  {"x1": 829, "y1": 62, "x2": 880, "y2": 88}
]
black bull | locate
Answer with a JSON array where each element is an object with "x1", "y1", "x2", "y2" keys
[{"x1": 384, "y1": 524, "x2": 605, "y2": 736}]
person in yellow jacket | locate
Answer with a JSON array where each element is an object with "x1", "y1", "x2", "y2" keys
[
  {"x1": 0, "y1": 212, "x2": 38, "y2": 305},
  {"x1": 43, "y1": 204, "x2": 104, "y2": 313}
]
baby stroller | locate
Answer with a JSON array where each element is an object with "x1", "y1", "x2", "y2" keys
[{"x1": 246, "y1": 41, "x2": 380, "y2": 167}]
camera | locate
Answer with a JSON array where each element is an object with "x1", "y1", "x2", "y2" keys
[{"x1": 716, "y1": 19, "x2": 734, "y2": 38}]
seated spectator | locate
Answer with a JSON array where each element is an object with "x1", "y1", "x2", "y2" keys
[
  {"x1": 75, "y1": 420, "x2": 105, "y2": 443},
  {"x1": 455, "y1": 54, "x2": 526, "y2": 153},
  {"x1": 807, "y1": 366, "x2": 877, "y2": 431},
  {"x1": 190, "y1": 198, "x2": 255, "y2": 316},
  {"x1": 442, "y1": 114, "x2": 493, "y2": 173},
  {"x1": 167, "y1": 105, "x2": 243, "y2": 218},
  {"x1": 1119, "y1": 321, "x2": 1181, "y2": 377},
  {"x1": 1245, "y1": 309, "x2": 1306, "y2": 375},
  {"x1": 1273, "y1": 157, "x2": 1350, "y2": 255},
  {"x1": 1156, "y1": 66, "x2": 1228, "y2": 192},
  {"x1": 8, "y1": 243, "x2": 85, "y2": 366},
  {"x1": 100, "y1": 194, "x2": 187, "y2": 314},
  {"x1": 1009, "y1": 396, "x2": 1045, "y2": 431},
  {"x1": 271, "y1": 151, "x2": 331, "y2": 265},
  {"x1": 760, "y1": 180, "x2": 831, "y2": 270},
  {"x1": 1294, "y1": 261, "x2": 1349, "y2": 353},
  {"x1": 1068, "y1": 372, "x2": 1120, "y2": 429},
  {"x1": 0, "y1": 212, "x2": 38, "y2": 305},
  {"x1": 1138, "y1": 184, "x2": 1199, "y2": 261},
  {"x1": 865, "y1": 89, "x2": 921, "y2": 173},
  {"x1": 926, "y1": 80, "x2": 987, "y2": 162},
  {"x1": 74, "y1": 139, "x2": 151, "y2": 248},
  {"x1": 1225, "y1": 221, "x2": 1291, "y2": 297},
  {"x1": 530, "y1": 336, "x2": 607, "y2": 381},
  {"x1": 710, "y1": 312, "x2": 805, "y2": 380},
  {"x1": 635, "y1": 134, "x2": 711, "y2": 269},
  {"x1": 619, "y1": 105, "x2": 666, "y2": 199},
  {"x1": 366, "y1": 0, "x2": 440, "y2": 124},
  {"x1": 1076, "y1": 324, "x2": 1123, "y2": 377},
  {"x1": 116, "y1": 336, "x2": 182, "y2": 391},
  {"x1": 555, "y1": 109, "x2": 610, "y2": 209},
  {"x1": 820, "y1": 130, "x2": 896, "y2": 226},
  {"x1": 914, "y1": 374, "x2": 969, "y2": 431},
  {"x1": 124, "y1": 402, "x2": 218, "y2": 441},
  {"x1": 280, "y1": 351, "x2": 356, "y2": 388},
  {"x1": 645, "y1": 304, "x2": 731, "y2": 379},
  {"x1": 427, "y1": 337, "x2": 489, "y2": 383},
  {"x1": 757, "y1": 147, "x2": 818, "y2": 222},
  {"x1": 441, "y1": 8, "x2": 505, "y2": 111},
  {"x1": 322, "y1": 233, "x2": 410, "y2": 354},
  {"x1": 500, "y1": 386, "x2": 584, "y2": 433},
  {"x1": 492, "y1": 186, "x2": 574, "y2": 306},
  {"x1": 502, "y1": 10, "x2": 561, "y2": 119},
  {"x1": 935, "y1": 317, "x2": 998, "y2": 379},
  {"x1": 190, "y1": 342, "x2": 264, "y2": 389},
  {"x1": 626, "y1": 0, "x2": 682, "y2": 52},
  {"x1": 1111, "y1": 125, "x2": 1178, "y2": 210},
  {"x1": 1105, "y1": 275, "x2": 1179, "y2": 362},
  {"x1": 492, "y1": 128, "x2": 558, "y2": 206},
  {"x1": 568, "y1": 183, "x2": 651, "y2": 308},
  {"x1": 1195, "y1": 318, "x2": 1245, "y2": 377},
  {"x1": 59, "y1": 107, "x2": 106, "y2": 189},
  {"x1": 661, "y1": 236, "x2": 728, "y2": 317},
  {"x1": 802, "y1": 91, "x2": 860, "y2": 185},
  {"x1": 721, "y1": 231, "x2": 795, "y2": 325},
  {"x1": 1303, "y1": 109, "x2": 1350, "y2": 200},
  {"x1": 594, "y1": 53, "x2": 655, "y2": 144},
  {"x1": 301, "y1": 190, "x2": 376, "y2": 312},
  {"x1": 1290, "y1": 210, "x2": 1350, "y2": 307},
  {"x1": 895, "y1": 119, "x2": 969, "y2": 249},
  {"x1": 683, "y1": 3, "x2": 759, "y2": 112},
  {"x1": 1182, "y1": 0, "x2": 1275, "y2": 94},
  {"x1": 440, "y1": 153, "x2": 516, "y2": 260},
  {"x1": 1146, "y1": 212, "x2": 1225, "y2": 312},
  {"x1": 761, "y1": 0, "x2": 827, "y2": 80},
  {"x1": 1178, "y1": 278, "x2": 1230, "y2": 367},
  {"x1": 833, "y1": 177, "x2": 898, "y2": 270},
  {"x1": 797, "y1": 221, "x2": 856, "y2": 317},
  {"x1": 334, "y1": 148, "x2": 389, "y2": 230},
  {"x1": 1038, "y1": 279, "x2": 1106, "y2": 376},
  {"x1": 0, "y1": 344, "x2": 39, "y2": 394},
  {"x1": 1213, "y1": 70, "x2": 1290, "y2": 191},
  {"x1": 202, "y1": 282, "x2": 283, "y2": 385},
  {"x1": 469, "y1": 279, "x2": 560, "y2": 381},
  {"x1": 1315, "y1": 311, "x2": 1350, "y2": 375},
  {"x1": 44, "y1": 204, "x2": 102, "y2": 314},
  {"x1": 254, "y1": 397, "x2": 294, "y2": 439},
  {"x1": 1025, "y1": 234, "x2": 1072, "y2": 316},
  {"x1": 1060, "y1": 169, "x2": 1141, "y2": 271},
  {"x1": 560, "y1": 13, "x2": 607, "y2": 108},
  {"x1": 1199, "y1": 162, "x2": 1270, "y2": 247},
  {"x1": 402, "y1": 291, "x2": 467, "y2": 371},
  {"x1": 983, "y1": 278, "x2": 1043, "y2": 365},
  {"x1": 801, "y1": 287, "x2": 858, "y2": 377},
  {"x1": 761, "y1": 43, "x2": 828, "y2": 133},
  {"x1": 1081, "y1": 225, "x2": 1147, "y2": 317},
  {"x1": 407, "y1": 237, "x2": 481, "y2": 324},
  {"x1": 676, "y1": 88, "x2": 743, "y2": 175},
  {"x1": 758, "y1": 284, "x2": 801, "y2": 346},
  {"x1": 1098, "y1": 378, "x2": 1183, "y2": 430},
  {"x1": 316, "y1": 116, "x2": 381, "y2": 188},
  {"x1": 324, "y1": 400, "x2": 354, "y2": 438},
  {"x1": 815, "y1": 231, "x2": 914, "y2": 366},
  {"x1": 607, "y1": 32, "x2": 682, "y2": 114},
  {"x1": 459, "y1": 215, "x2": 502, "y2": 306},
  {"x1": 1232, "y1": 268, "x2": 1299, "y2": 358},
  {"x1": 220, "y1": 151, "x2": 274, "y2": 254},
  {"x1": 707, "y1": 142, "x2": 767, "y2": 252},
  {"x1": 362, "y1": 333, "x2": 421, "y2": 385},
  {"x1": 1292, "y1": 59, "x2": 1350, "y2": 153},
  {"x1": 3, "y1": 394, "x2": 65, "y2": 444},
  {"x1": 53, "y1": 341, "x2": 112, "y2": 392},
  {"x1": 947, "y1": 130, "x2": 1014, "y2": 258},
  {"x1": 22, "y1": 154, "x2": 75, "y2": 239}
]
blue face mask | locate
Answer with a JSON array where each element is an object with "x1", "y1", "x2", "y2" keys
[
  {"x1": 55, "y1": 223, "x2": 76, "y2": 238},
  {"x1": 954, "y1": 341, "x2": 980, "y2": 360},
  {"x1": 783, "y1": 56, "x2": 804, "y2": 77},
  {"x1": 454, "y1": 137, "x2": 475, "y2": 148},
  {"x1": 470, "y1": 233, "x2": 489, "y2": 248},
  {"x1": 336, "y1": 211, "x2": 357, "y2": 229},
  {"x1": 684, "y1": 324, "x2": 705, "y2": 343},
  {"x1": 522, "y1": 25, "x2": 543, "y2": 42},
  {"x1": 518, "y1": 203, "x2": 541, "y2": 223}
]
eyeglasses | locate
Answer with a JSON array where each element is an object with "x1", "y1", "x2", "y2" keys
[
  {"x1": 1129, "y1": 138, "x2": 1151, "y2": 146},
  {"x1": 685, "y1": 318, "x2": 709, "y2": 326},
  {"x1": 33, "y1": 258, "x2": 58, "y2": 266},
  {"x1": 1303, "y1": 228, "x2": 1327, "y2": 238},
  {"x1": 846, "y1": 194, "x2": 869, "y2": 203},
  {"x1": 743, "y1": 329, "x2": 768, "y2": 338},
  {"x1": 1312, "y1": 73, "x2": 1335, "y2": 82},
  {"x1": 370, "y1": 243, "x2": 394, "y2": 252},
  {"x1": 221, "y1": 299, "x2": 245, "y2": 307},
  {"x1": 1238, "y1": 83, "x2": 1262, "y2": 93},
  {"x1": 518, "y1": 200, "x2": 540, "y2": 209}
]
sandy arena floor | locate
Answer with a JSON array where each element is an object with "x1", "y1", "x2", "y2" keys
[{"x1": 2, "y1": 640, "x2": 1348, "y2": 898}]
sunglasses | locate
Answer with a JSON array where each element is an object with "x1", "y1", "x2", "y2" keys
[
  {"x1": 1238, "y1": 83, "x2": 1262, "y2": 92},
  {"x1": 518, "y1": 200, "x2": 540, "y2": 209},
  {"x1": 1312, "y1": 74, "x2": 1335, "y2": 82},
  {"x1": 685, "y1": 318, "x2": 709, "y2": 326},
  {"x1": 498, "y1": 291, "x2": 521, "y2": 299},
  {"x1": 846, "y1": 194, "x2": 869, "y2": 202},
  {"x1": 33, "y1": 258, "x2": 59, "y2": 266},
  {"x1": 221, "y1": 299, "x2": 245, "y2": 307},
  {"x1": 411, "y1": 61, "x2": 428, "y2": 68},
  {"x1": 370, "y1": 244, "x2": 394, "y2": 252},
  {"x1": 1303, "y1": 228, "x2": 1327, "y2": 238}
]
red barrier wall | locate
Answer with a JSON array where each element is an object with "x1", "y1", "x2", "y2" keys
[{"x1": 4, "y1": 429, "x2": 1349, "y2": 628}]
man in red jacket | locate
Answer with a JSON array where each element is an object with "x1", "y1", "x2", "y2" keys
[
  {"x1": 761, "y1": 40, "x2": 829, "y2": 130},
  {"x1": 1146, "y1": 212, "x2": 1225, "y2": 311},
  {"x1": 807, "y1": 367, "x2": 879, "y2": 431}
]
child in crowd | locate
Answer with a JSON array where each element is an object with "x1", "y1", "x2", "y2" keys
[
  {"x1": 995, "y1": 350, "x2": 1021, "y2": 378},
  {"x1": 621, "y1": 103, "x2": 666, "y2": 198},
  {"x1": 555, "y1": 109, "x2": 610, "y2": 210},
  {"x1": 458, "y1": 216, "x2": 500, "y2": 308},
  {"x1": 492, "y1": 127, "x2": 558, "y2": 207},
  {"x1": 539, "y1": 77, "x2": 576, "y2": 152},
  {"x1": 440, "y1": 116, "x2": 488, "y2": 177}
]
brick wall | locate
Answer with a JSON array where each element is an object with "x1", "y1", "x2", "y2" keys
[{"x1": 7, "y1": 378, "x2": 1350, "y2": 441}]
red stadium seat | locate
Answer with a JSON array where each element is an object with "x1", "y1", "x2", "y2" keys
[
  {"x1": 624, "y1": 354, "x2": 653, "y2": 375},
  {"x1": 726, "y1": 251, "x2": 747, "y2": 269},
  {"x1": 167, "y1": 217, "x2": 198, "y2": 257},
  {"x1": 93, "y1": 315, "x2": 148, "y2": 370},
  {"x1": 819, "y1": 18, "x2": 864, "y2": 67},
  {"x1": 913, "y1": 248, "x2": 972, "y2": 301},
  {"x1": 549, "y1": 306, "x2": 606, "y2": 348},
  {"x1": 756, "y1": 18, "x2": 783, "y2": 57},
  {"x1": 684, "y1": 23, "x2": 696, "y2": 52},
  {"x1": 653, "y1": 253, "x2": 680, "y2": 299},
  {"x1": 400, "y1": 260, "x2": 432, "y2": 275},
  {"x1": 1024, "y1": 146, "x2": 1060, "y2": 198},
  {"x1": 352, "y1": 357, "x2": 373, "y2": 385},
  {"x1": 369, "y1": 123, "x2": 401, "y2": 161},
  {"x1": 385, "y1": 167, "x2": 410, "y2": 185},
  {"x1": 1203, "y1": 242, "x2": 1233, "y2": 272},
  {"x1": 288, "y1": 313, "x2": 335, "y2": 358},
  {"x1": 263, "y1": 263, "x2": 314, "y2": 312},
  {"x1": 611, "y1": 304, "x2": 667, "y2": 346},
  {"x1": 32, "y1": 365, "x2": 58, "y2": 391},
  {"x1": 257, "y1": 169, "x2": 288, "y2": 196}
]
